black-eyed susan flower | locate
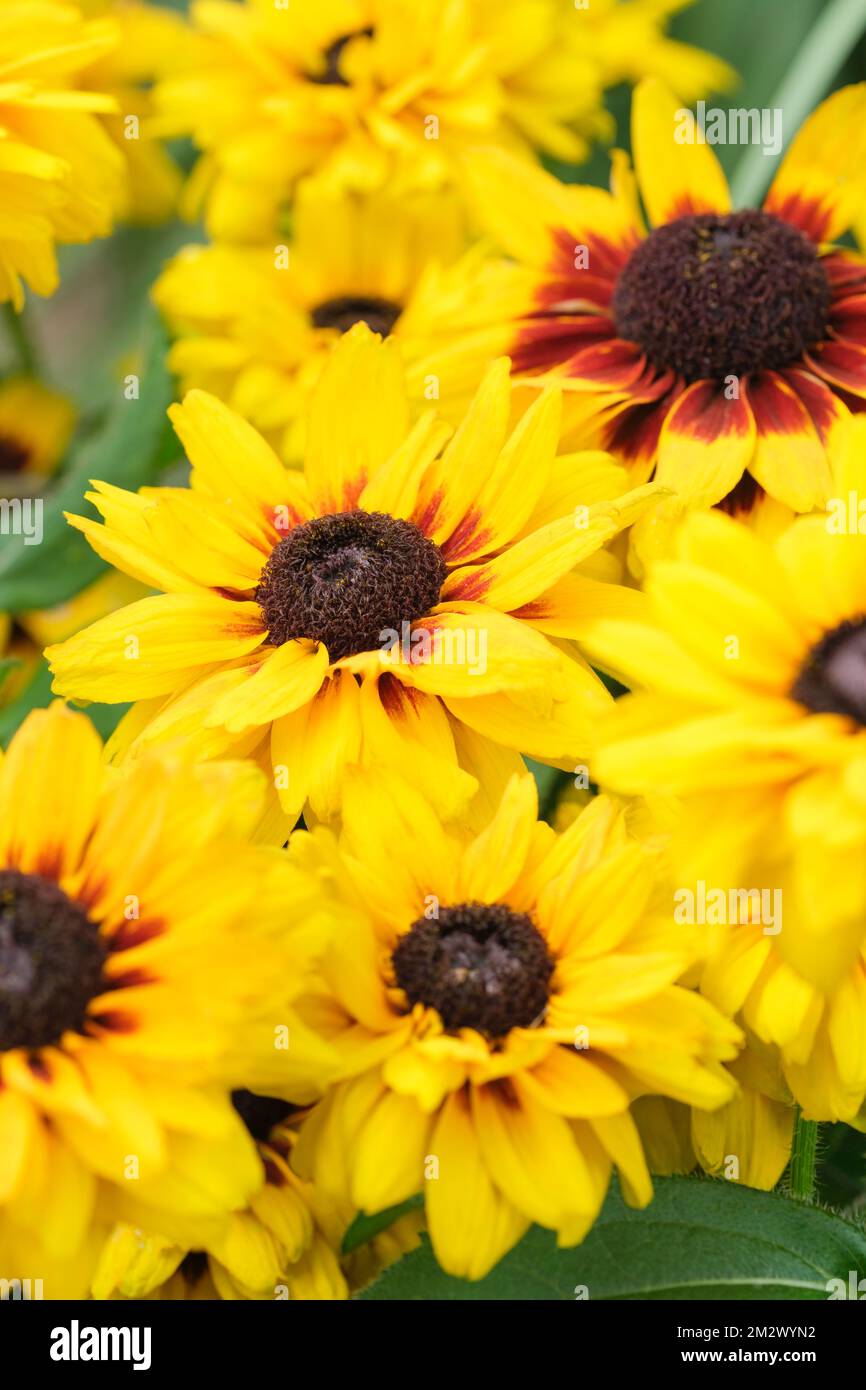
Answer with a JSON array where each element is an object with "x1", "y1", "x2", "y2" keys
[
  {"x1": 0, "y1": 1, "x2": 124, "y2": 307},
  {"x1": 0, "y1": 376, "x2": 75, "y2": 478},
  {"x1": 92, "y1": 1093, "x2": 422, "y2": 1300},
  {"x1": 47, "y1": 325, "x2": 661, "y2": 826},
  {"x1": 153, "y1": 182, "x2": 472, "y2": 462},
  {"x1": 288, "y1": 770, "x2": 740, "y2": 1280},
  {"x1": 589, "y1": 426, "x2": 866, "y2": 1121},
  {"x1": 150, "y1": 0, "x2": 731, "y2": 240},
  {"x1": 449, "y1": 79, "x2": 866, "y2": 517},
  {"x1": 0, "y1": 702, "x2": 335, "y2": 1298}
]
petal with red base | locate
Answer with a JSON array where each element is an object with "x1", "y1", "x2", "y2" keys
[
  {"x1": 563, "y1": 339, "x2": 647, "y2": 392},
  {"x1": 632, "y1": 79, "x2": 731, "y2": 228},
  {"x1": 744, "y1": 371, "x2": 830, "y2": 511},
  {"x1": 656, "y1": 381, "x2": 756, "y2": 505},
  {"x1": 805, "y1": 340, "x2": 866, "y2": 399},
  {"x1": 511, "y1": 315, "x2": 614, "y2": 375},
  {"x1": 603, "y1": 388, "x2": 683, "y2": 471},
  {"x1": 763, "y1": 84, "x2": 866, "y2": 243},
  {"x1": 829, "y1": 295, "x2": 866, "y2": 344},
  {"x1": 780, "y1": 367, "x2": 850, "y2": 447}
]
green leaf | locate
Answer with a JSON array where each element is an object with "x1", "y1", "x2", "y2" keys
[
  {"x1": 0, "y1": 659, "x2": 129, "y2": 748},
  {"x1": 358, "y1": 1177, "x2": 866, "y2": 1300},
  {"x1": 342, "y1": 1196, "x2": 423, "y2": 1255},
  {"x1": 0, "y1": 309, "x2": 173, "y2": 611}
]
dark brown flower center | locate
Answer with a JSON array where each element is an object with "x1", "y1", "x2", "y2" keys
[
  {"x1": 391, "y1": 902, "x2": 554, "y2": 1037},
  {"x1": 311, "y1": 296, "x2": 402, "y2": 337},
  {"x1": 791, "y1": 617, "x2": 866, "y2": 724},
  {"x1": 231, "y1": 1089, "x2": 296, "y2": 1143},
  {"x1": 256, "y1": 509, "x2": 446, "y2": 662},
  {"x1": 307, "y1": 27, "x2": 374, "y2": 86},
  {"x1": 0, "y1": 434, "x2": 31, "y2": 472},
  {"x1": 612, "y1": 209, "x2": 831, "y2": 383},
  {"x1": 0, "y1": 870, "x2": 106, "y2": 1051}
]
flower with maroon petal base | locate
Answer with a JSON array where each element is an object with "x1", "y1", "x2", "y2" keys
[{"x1": 455, "y1": 79, "x2": 866, "y2": 518}]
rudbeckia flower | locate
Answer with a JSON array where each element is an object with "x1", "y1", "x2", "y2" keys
[
  {"x1": 0, "y1": 376, "x2": 75, "y2": 477},
  {"x1": 47, "y1": 325, "x2": 661, "y2": 825},
  {"x1": 92, "y1": 1093, "x2": 423, "y2": 1300},
  {"x1": 589, "y1": 427, "x2": 866, "y2": 1121},
  {"x1": 150, "y1": 0, "x2": 731, "y2": 240},
  {"x1": 0, "y1": 1, "x2": 125, "y2": 307},
  {"x1": 288, "y1": 770, "x2": 740, "y2": 1280},
  {"x1": 450, "y1": 79, "x2": 866, "y2": 516},
  {"x1": 0, "y1": 703, "x2": 335, "y2": 1297},
  {"x1": 153, "y1": 182, "x2": 471, "y2": 462}
]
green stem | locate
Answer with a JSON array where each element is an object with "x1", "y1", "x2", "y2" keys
[
  {"x1": 2, "y1": 301, "x2": 38, "y2": 377},
  {"x1": 789, "y1": 1109, "x2": 820, "y2": 1201},
  {"x1": 731, "y1": 0, "x2": 866, "y2": 207}
]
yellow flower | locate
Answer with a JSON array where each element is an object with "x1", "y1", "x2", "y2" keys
[
  {"x1": 77, "y1": 0, "x2": 194, "y2": 225},
  {"x1": 441, "y1": 79, "x2": 866, "y2": 521},
  {"x1": 0, "y1": 1, "x2": 125, "y2": 307},
  {"x1": 150, "y1": 0, "x2": 731, "y2": 240},
  {"x1": 636, "y1": 1035, "x2": 795, "y2": 1193},
  {"x1": 589, "y1": 422, "x2": 866, "y2": 1121},
  {"x1": 153, "y1": 182, "x2": 472, "y2": 463},
  {"x1": 288, "y1": 770, "x2": 740, "y2": 1280},
  {"x1": 92, "y1": 1098, "x2": 423, "y2": 1300},
  {"x1": 0, "y1": 702, "x2": 335, "y2": 1297},
  {"x1": 0, "y1": 375, "x2": 75, "y2": 477},
  {"x1": 47, "y1": 324, "x2": 660, "y2": 825}
]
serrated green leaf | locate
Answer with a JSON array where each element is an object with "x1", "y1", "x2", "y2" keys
[
  {"x1": 0, "y1": 310, "x2": 173, "y2": 611},
  {"x1": 359, "y1": 1177, "x2": 866, "y2": 1301}
]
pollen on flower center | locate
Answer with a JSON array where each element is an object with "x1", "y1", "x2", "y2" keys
[
  {"x1": 307, "y1": 27, "x2": 374, "y2": 86},
  {"x1": 0, "y1": 869, "x2": 106, "y2": 1051},
  {"x1": 311, "y1": 296, "x2": 402, "y2": 337},
  {"x1": 391, "y1": 901, "x2": 555, "y2": 1036},
  {"x1": 790, "y1": 617, "x2": 866, "y2": 725},
  {"x1": 256, "y1": 510, "x2": 447, "y2": 662},
  {"x1": 611, "y1": 209, "x2": 831, "y2": 382}
]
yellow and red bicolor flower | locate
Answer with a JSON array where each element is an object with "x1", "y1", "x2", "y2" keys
[
  {"x1": 452, "y1": 79, "x2": 866, "y2": 519},
  {"x1": 0, "y1": 703, "x2": 336, "y2": 1298},
  {"x1": 288, "y1": 770, "x2": 740, "y2": 1280},
  {"x1": 588, "y1": 420, "x2": 866, "y2": 1122},
  {"x1": 47, "y1": 324, "x2": 662, "y2": 827}
]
